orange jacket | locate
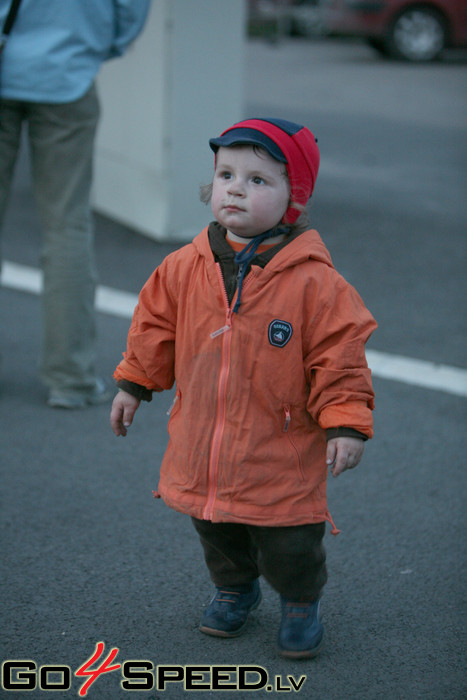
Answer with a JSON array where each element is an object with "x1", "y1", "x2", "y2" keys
[{"x1": 114, "y1": 227, "x2": 377, "y2": 529}]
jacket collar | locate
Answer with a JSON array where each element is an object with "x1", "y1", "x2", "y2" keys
[{"x1": 193, "y1": 222, "x2": 333, "y2": 272}]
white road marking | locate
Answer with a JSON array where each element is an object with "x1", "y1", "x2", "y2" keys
[
  {"x1": 366, "y1": 350, "x2": 467, "y2": 398},
  {"x1": 2, "y1": 260, "x2": 42, "y2": 294},
  {"x1": 1, "y1": 260, "x2": 137, "y2": 319},
  {"x1": 2, "y1": 260, "x2": 466, "y2": 398}
]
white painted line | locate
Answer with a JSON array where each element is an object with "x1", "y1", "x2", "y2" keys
[
  {"x1": 95, "y1": 286, "x2": 138, "y2": 319},
  {"x1": 1, "y1": 260, "x2": 138, "y2": 319},
  {"x1": 366, "y1": 350, "x2": 467, "y2": 398},
  {"x1": 2, "y1": 260, "x2": 466, "y2": 398},
  {"x1": 1, "y1": 260, "x2": 42, "y2": 294}
]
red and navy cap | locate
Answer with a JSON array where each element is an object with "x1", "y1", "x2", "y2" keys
[{"x1": 209, "y1": 117, "x2": 320, "y2": 224}]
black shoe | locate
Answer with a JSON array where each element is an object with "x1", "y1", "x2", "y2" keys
[
  {"x1": 277, "y1": 597, "x2": 324, "y2": 658},
  {"x1": 200, "y1": 580, "x2": 262, "y2": 638}
]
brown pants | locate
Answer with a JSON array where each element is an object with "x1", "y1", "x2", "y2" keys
[{"x1": 191, "y1": 518, "x2": 327, "y2": 601}]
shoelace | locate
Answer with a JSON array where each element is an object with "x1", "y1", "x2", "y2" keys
[{"x1": 214, "y1": 590, "x2": 243, "y2": 608}]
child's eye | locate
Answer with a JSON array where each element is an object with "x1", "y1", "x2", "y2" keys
[
  {"x1": 252, "y1": 176, "x2": 265, "y2": 185},
  {"x1": 219, "y1": 170, "x2": 232, "y2": 180}
]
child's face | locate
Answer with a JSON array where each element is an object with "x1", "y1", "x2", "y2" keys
[{"x1": 211, "y1": 145, "x2": 290, "y2": 238}]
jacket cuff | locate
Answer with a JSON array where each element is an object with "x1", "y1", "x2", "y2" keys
[
  {"x1": 116, "y1": 379, "x2": 153, "y2": 402},
  {"x1": 325, "y1": 427, "x2": 368, "y2": 442},
  {"x1": 318, "y1": 401, "x2": 374, "y2": 439}
]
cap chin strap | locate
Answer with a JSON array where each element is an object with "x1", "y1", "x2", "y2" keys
[{"x1": 233, "y1": 226, "x2": 289, "y2": 314}]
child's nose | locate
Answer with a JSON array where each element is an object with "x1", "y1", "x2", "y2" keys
[{"x1": 227, "y1": 178, "x2": 245, "y2": 196}]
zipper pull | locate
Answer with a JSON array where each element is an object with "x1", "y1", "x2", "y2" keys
[
  {"x1": 283, "y1": 405, "x2": 291, "y2": 432},
  {"x1": 210, "y1": 309, "x2": 232, "y2": 339},
  {"x1": 166, "y1": 392, "x2": 179, "y2": 416},
  {"x1": 210, "y1": 324, "x2": 231, "y2": 339}
]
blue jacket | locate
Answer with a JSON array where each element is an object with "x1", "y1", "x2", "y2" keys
[{"x1": 0, "y1": 0, "x2": 150, "y2": 102}]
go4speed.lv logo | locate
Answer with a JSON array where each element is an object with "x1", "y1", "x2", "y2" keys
[{"x1": 2, "y1": 642, "x2": 307, "y2": 695}]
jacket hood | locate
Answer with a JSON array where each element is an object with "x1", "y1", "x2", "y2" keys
[{"x1": 192, "y1": 226, "x2": 334, "y2": 277}]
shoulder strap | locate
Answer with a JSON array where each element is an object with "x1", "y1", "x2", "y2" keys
[{"x1": 1, "y1": 0, "x2": 23, "y2": 53}]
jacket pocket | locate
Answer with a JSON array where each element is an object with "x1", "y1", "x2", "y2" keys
[{"x1": 283, "y1": 404, "x2": 305, "y2": 482}]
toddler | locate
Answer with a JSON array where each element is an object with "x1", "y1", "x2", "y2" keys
[{"x1": 110, "y1": 118, "x2": 377, "y2": 658}]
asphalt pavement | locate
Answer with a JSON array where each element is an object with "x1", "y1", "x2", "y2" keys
[{"x1": 1, "y1": 38, "x2": 466, "y2": 699}]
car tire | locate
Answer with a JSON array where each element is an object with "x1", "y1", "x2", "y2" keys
[
  {"x1": 367, "y1": 37, "x2": 391, "y2": 56},
  {"x1": 385, "y1": 7, "x2": 447, "y2": 62}
]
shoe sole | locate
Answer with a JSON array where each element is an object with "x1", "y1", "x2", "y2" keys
[
  {"x1": 199, "y1": 624, "x2": 246, "y2": 638},
  {"x1": 276, "y1": 637, "x2": 324, "y2": 659},
  {"x1": 199, "y1": 593, "x2": 262, "y2": 638}
]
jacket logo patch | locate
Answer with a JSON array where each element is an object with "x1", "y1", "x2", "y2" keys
[{"x1": 268, "y1": 319, "x2": 293, "y2": 348}]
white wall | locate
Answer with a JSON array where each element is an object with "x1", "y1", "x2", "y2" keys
[{"x1": 93, "y1": 0, "x2": 247, "y2": 241}]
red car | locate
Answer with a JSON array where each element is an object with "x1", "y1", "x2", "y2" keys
[{"x1": 321, "y1": 0, "x2": 467, "y2": 61}]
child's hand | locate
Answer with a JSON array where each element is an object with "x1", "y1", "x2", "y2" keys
[
  {"x1": 110, "y1": 390, "x2": 140, "y2": 436},
  {"x1": 326, "y1": 437, "x2": 364, "y2": 478}
]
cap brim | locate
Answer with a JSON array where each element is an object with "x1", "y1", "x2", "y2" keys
[{"x1": 209, "y1": 128, "x2": 287, "y2": 163}]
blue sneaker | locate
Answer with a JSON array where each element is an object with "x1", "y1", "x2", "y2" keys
[
  {"x1": 277, "y1": 597, "x2": 324, "y2": 658},
  {"x1": 200, "y1": 580, "x2": 262, "y2": 637}
]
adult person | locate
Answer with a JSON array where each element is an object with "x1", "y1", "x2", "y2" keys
[{"x1": 0, "y1": 0, "x2": 150, "y2": 407}]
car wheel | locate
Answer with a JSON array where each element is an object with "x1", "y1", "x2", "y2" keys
[{"x1": 386, "y1": 7, "x2": 446, "y2": 62}]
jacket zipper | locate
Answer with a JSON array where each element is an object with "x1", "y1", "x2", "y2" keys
[
  {"x1": 283, "y1": 404, "x2": 305, "y2": 482},
  {"x1": 203, "y1": 264, "x2": 233, "y2": 520}
]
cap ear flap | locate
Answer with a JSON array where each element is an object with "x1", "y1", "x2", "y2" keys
[{"x1": 283, "y1": 185, "x2": 313, "y2": 224}]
